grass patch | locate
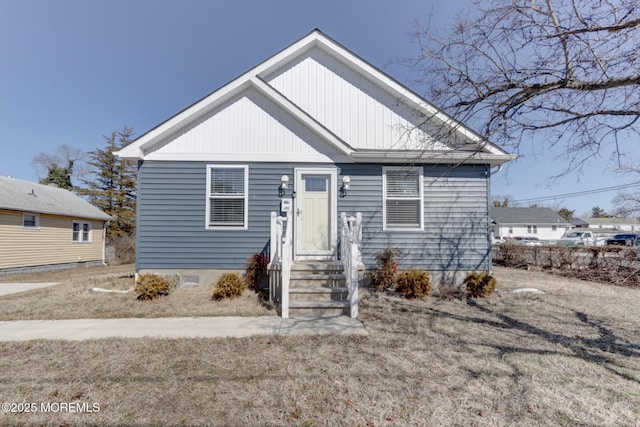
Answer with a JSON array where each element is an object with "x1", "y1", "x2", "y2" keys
[
  {"x1": 0, "y1": 264, "x2": 275, "y2": 320},
  {"x1": 0, "y1": 267, "x2": 639, "y2": 425}
]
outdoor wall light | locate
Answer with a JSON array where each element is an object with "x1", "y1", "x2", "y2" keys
[
  {"x1": 279, "y1": 175, "x2": 289, "y2": 197},
  {"x1": 340, "y1": 175, "x2": 351, "y2": 197}
]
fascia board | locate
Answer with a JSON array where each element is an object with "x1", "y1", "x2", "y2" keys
[
  {"x1": 350, "y1": 150, "x2": 517, "y2": 166},
  {"x1": 116, "y1": 33, "x2": 324, "y2": 160}
]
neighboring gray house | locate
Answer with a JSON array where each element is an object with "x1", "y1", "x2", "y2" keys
[
  {"x1": 491, "y1": 207, "x2": 570, "y2": 241},
  {"x1": 115, "y1": 30, "x2": 514, "y2": 314},
  {"x1": 572, "y1": 217, "x2": 640, "y2": 232}
]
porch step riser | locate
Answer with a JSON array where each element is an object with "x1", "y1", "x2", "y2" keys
[
  {"x1": 290, "y1": 280, "x2": 346, "y2": 288},
  {"x1": 289, "y1": 307, "x2": 350, "y2": 316},
  {"x1": 291, "y1": 263, "x2": 344, "y2": 274},
  {"x1": 289, "y1": 292, "x2": 349, "y2": 302}
]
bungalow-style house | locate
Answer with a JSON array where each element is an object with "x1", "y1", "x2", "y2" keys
[
  {"x1": 572, "y1": 217, "x2": 640, "y2": 232},
  {"x1": 491, "y1": 207, "x2": 570, "y2": 242},
  {"x1": 0, "y1": 176, "x2": 112, "y2": 274},
  {"x1": 115, "y1": 29, "x2": 514, "y2": 316}
]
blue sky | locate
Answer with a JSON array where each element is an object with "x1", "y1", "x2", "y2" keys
[{"x1": 0, "y1": 0, "x2": 632, "y2": 216}]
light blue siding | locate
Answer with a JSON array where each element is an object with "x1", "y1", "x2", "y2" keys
[{"x1": 137, "y1": 161, "x2": 490, "y2": 271}]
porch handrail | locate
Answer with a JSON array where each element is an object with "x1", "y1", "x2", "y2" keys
[
  {"x1": 341, "y1": 212, "x2": 362, "y2": 318},
  {"x1": 269, "y1": 210, "x2": 292, "y2": 318},
  {"x1": 281, "y1": 210, "x2": 292, "y2": 318}
]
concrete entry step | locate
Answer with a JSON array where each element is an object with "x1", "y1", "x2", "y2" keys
[
  {"x1": 288, "y1": 261, "x2": 351, "y2": 316},
  {"x1": 290, "y1": 273, "x2": 346, "y2": 281},
  {"x1": 289, "y1": 286, "x2": 349, "y2": 302},
  {"x1": 289, "y1": 300, "x2": 350, "y2": 317},
  {"x1": 290, "y1": 262, "x2": 344, "y2": 272}
]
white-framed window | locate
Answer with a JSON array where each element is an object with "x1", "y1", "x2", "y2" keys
[
  {"x1": 382, "y1": 166, "x2": 423, "y2": 230},
  {"x1": 206, "y1": 165, "x2": 249, "y2": 230},
  {"x1": 22, "y1": 212, "x2": 40, "y2": 228},
  {"x1": 72, "y1": 221, "x2": 91, "y2": 242},
  {"x1": 533, "y1": 225, "x2": 538, "y2": 234},
  {"x1": 508, "y1": 227, "x2": 513, "y2": 234},
  {"x1": 552, "y1": 225, "x2": 557, "y2": 231}
]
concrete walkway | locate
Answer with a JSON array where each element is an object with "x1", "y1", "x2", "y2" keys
[
  {"x1": 0, "y1": 316, "x2": 368, "y2": 341},
  {"x1": 0, "y1": 282, "x2": 61, "y2": 296}
]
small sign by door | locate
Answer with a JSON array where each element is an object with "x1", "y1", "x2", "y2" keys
[{"x1": 280, "y1": 198, "x2": 293, "y2": 213}]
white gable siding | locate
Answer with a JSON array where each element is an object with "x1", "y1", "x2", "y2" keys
[
  {"x1": 148, "y1": 87, "x2": 349, "y2": 162},
  {"x1": 265, "y1": 48, "x2": 450, "y2": 152}
]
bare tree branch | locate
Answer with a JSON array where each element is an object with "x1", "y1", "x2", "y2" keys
[{"x1": 411, "y1": 0, "x2": 640, "y2": 175}]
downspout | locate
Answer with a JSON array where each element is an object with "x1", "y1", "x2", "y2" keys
[
  {"x1": 487, "y1": 163, "x2": 504, "y2": 271},
  {"x1": 103, "y1": 221, "x2": 109, "y2": 266},
  {"x1": 486, "y1": 165, "x2": 493, "y2": 272}
]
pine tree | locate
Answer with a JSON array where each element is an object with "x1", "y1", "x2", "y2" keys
[
  {"x1": 557, "y1": 207, "x2": 575, "y2": 222},
  {"x1": 40, "y1": 160, "x2": 74, "y2": 190},
  {"x1": 80, "y1": 127, "x2": 137, "y2": 238},
  {"x1": 591, "y1": 206, "x2": 611, "y2": 219}
]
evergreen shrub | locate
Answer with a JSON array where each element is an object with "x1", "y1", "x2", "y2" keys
[
  {"x1": 135, "y1": 274, "x2": 173, "y2": 301},
  {"x1": 395, "y1": 269, "x2": 431, "y2": 299},
  {"x1": 464, "y1": 271, "x2": 497, "y2": 298},
  {"x1": 212, "y1": 273, "x2": 246, "y2": 300}
]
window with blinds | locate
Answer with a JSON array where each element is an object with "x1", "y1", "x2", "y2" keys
[
  {"x1": 206, "y1": 165, "x2": 248, "y2": 229},
  {"x1": 22, "y1": 213, "x2": 39, "y2": 228},
  {"x1": 383, "y1": 167, "x2": 423, "y2": 230}
]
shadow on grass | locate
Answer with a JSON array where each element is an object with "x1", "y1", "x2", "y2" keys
[{"x1": 374, "y1": 297, "x2": 640, "y2": 385}]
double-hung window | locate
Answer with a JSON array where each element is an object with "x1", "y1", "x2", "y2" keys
[
  {"x1": 206, "y1": 165, "x2": 248, "y2": 230},
  {"x1": 383, "y1": 167, "x2": 423, "y2": 230},
  {"x1": 22, "y1": 213, "x2": 40, "y2": 228},
  {"x1": 72, "y1": 221, "x2": 91, "y2": 242}
]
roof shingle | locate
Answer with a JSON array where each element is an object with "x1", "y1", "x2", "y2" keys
[
  {"x1": 491, "y1": 207, "x2": 568, "y2": 225},
  {"x1": 0, "y1": 176, "x2": 112, "y2": 221}
]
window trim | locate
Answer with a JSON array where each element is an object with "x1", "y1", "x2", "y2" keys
[
  {"x1": 72, "y1": 220, "x2": 92, "y2": 243},
  {"x1": 205, "y1": 164, "x2": 249, "y2": 230},
  {"x1": 382, "y1": 166, "x2": 424, "y2": 231},
  {"x1": 22, "y1": 212, "x2": 40, "y2": 229}
]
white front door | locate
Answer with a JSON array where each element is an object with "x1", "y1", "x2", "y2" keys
[{"x1": 294, "y1": 168, "x2": 337, "y2": 260}]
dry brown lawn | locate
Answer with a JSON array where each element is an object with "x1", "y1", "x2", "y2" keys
[
  {"x1": 0, "y1": 264, "x2": 275, "y2": 320},
  {"x1": 0, "y1": 266, "x2": 639, "y2": 425}
]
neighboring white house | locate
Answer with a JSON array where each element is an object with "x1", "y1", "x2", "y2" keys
[
  {"x1": 572, "y1": 217, "x2": 640, "y2": 232},
  {"x1": 491, "y1": 207, "x2": 570, "y2": 241}
]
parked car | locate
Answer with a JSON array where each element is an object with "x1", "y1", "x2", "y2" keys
[
  {"x1": 492, "y1": 236, "x2": 507, "y2": 245},
  {"x1": 511, "y1": 236, "x2": 543, "y2": 246},
  {"x1": 605, "y1": 234, "x2": 640, "y2": 246},
  {"x1": 557, "y1": 230, "x2": 595, "y2": 246}
]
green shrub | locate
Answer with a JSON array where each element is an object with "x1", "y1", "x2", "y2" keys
[
  {"x1": 464, "y1": 271, "x2": 497, "y2": 298},
  {"x1": 371, "y1": 247, "x2": 400, "y2": 292},
  {"x1": 245, "y1": 252, "x2": 269, "y2": 291},
  {"x1": 212, "y1": 273, "x2": 246, "y2": 300},
  {"x1": 395, "y1": 269, "x2": 431, "y2": 299},
  {"x1": 135, "y1": 274, "x2": 173, "y2": 301}
]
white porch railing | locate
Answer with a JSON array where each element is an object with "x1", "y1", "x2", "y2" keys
[
  {"x1": 341, "y1": 212, "x2": 362, "y2": 318},
  {"x1": 269, "y1": 211, "x2": 292, "y2": 318}
]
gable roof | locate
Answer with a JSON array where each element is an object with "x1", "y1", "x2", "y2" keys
[
  {"x1": 116, "y1": 29, "x2": 515, "y2": 166},
  {"x1": 0, "y1": 176, "x2": 112, "y2": 221},
  {"x1": 574, "y1": 217, "x2": 640, "y2": 226},
  {"x1": 491, "y1": 207, "x2": 568, "y2": 225}
]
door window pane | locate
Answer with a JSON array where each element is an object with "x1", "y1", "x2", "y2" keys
[{"x1": 305, "y1": 177, "x2": 327, "y2": 192}]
